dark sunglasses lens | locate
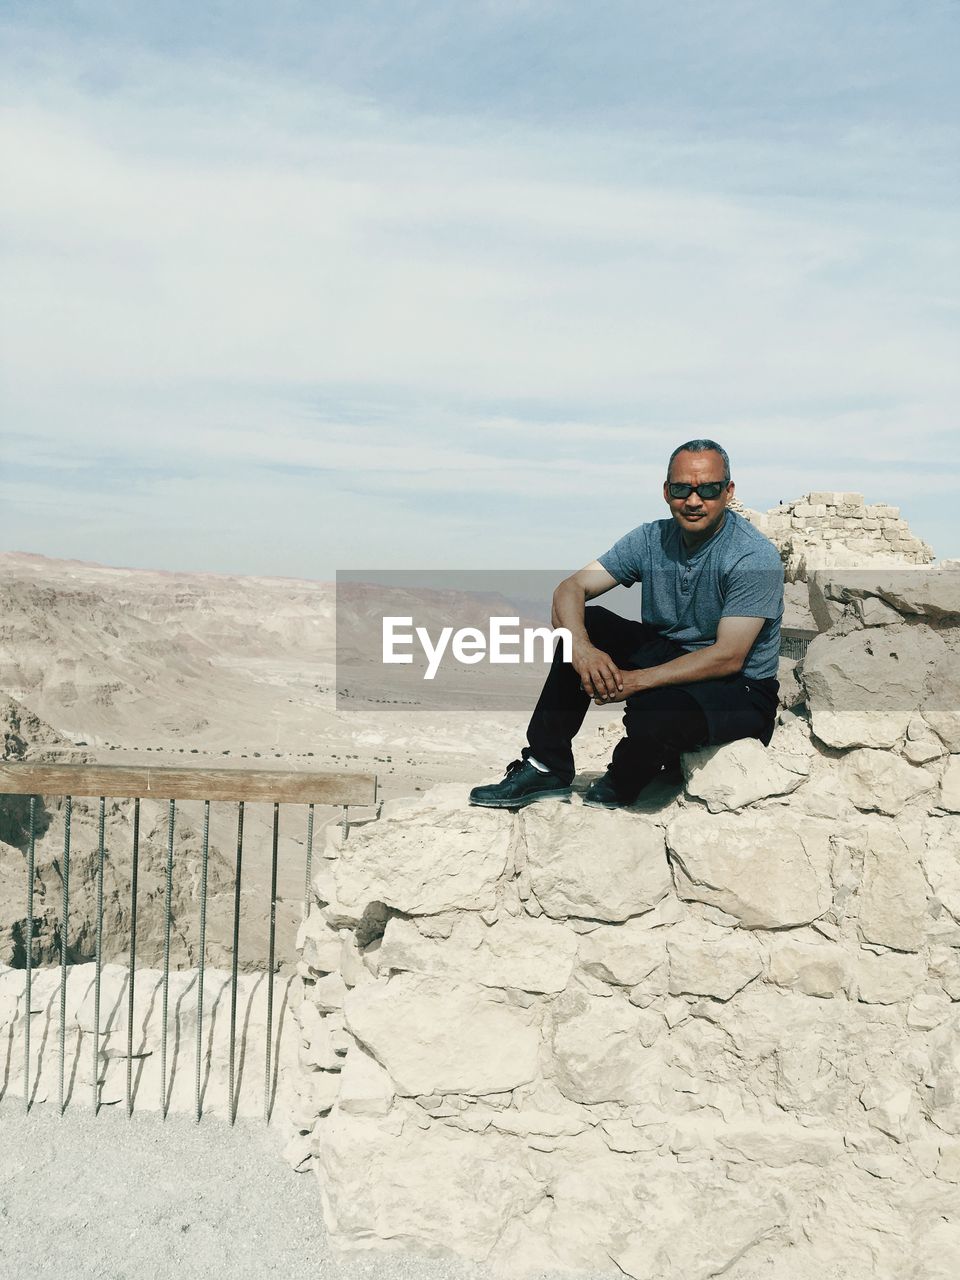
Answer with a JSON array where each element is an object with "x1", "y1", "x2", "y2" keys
[{"x1": 668, "y1": 481, "x2": 726, "y2": 499}]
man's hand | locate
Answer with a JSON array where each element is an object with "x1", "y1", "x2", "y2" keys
[{"x1": 573, "y1": 644, "x2": 624, "y2": 701}]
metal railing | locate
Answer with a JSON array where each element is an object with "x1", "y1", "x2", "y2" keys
[
  {"x1": 779, "y1": 627, "x2": 818, "y2": 663},
  {"x1": 0, "y1": 763, "x2": 376, "y2": 1124}
]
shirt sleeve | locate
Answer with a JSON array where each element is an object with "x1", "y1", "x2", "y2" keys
[
  {"x1": 597, "y1": 525, "x2": 646, "y2": 587},
  {"x1": 720, "y1": 548, "x2": 784, "y2": 619}
]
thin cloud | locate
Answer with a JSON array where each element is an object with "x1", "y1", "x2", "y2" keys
[{"x1": 1, "y1": 16, "x2": 957, "y2": 572}]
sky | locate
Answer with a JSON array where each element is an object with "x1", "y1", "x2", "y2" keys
[{"x1": 1, "y1": 1, "x2": 957, "y2": 576}]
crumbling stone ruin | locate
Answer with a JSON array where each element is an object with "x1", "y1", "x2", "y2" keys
[
  {"x1": 733, "y1": 492, "x2": 935, "y2": 583},
  {"x1": 286, "y1": 569, "x2": 960, "y2": 1279}
]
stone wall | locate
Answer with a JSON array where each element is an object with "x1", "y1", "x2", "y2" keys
[
  {"x1": 751, "y1": 492, "x2": 934, "y2": 583},
  {"x1": 287, "y1": 570, "x2": 960, "y2": 1279}
]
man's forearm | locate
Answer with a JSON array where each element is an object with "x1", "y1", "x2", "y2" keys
[
  {"x1": 551, "y1": 580, "x2": 591, "y2": 646},
  {"x1": 623, "y1": 643, "x2": 741, "y2": 692}
]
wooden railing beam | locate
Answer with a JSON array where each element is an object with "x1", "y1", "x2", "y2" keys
[{"x1": 0, "y1": 763, "x2": 377, "y2": 806}]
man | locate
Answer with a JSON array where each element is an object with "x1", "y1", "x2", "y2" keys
[{"x1": 469, "y1": 439, "x2": 784, "y2": 810}]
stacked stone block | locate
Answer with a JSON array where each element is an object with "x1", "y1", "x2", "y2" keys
[{"x1": 758, "y1": 492, "x2": 934, "y2": 583}]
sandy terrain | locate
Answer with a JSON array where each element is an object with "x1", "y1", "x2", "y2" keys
[{"x1": 0, "y1": 1098, "x2": 549, "y2": 1280}]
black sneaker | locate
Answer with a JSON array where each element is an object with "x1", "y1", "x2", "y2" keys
[
  {"x1": 582, "y1": 771, "x2": 633, "y2": 810},
  {"x1": 469, "y1": 759, "x2": 572, "y2": 809}
]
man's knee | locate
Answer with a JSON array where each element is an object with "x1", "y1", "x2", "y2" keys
[
  {"x1": 583, "y1": 604, "x2": 623, "y2": 644},
  {"x1": 622, "y1": 689, "x2": 708, "y2": 753}
]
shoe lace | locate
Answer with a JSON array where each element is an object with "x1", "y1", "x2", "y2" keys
[{"x1": 504, "y1": 759, "x2": 525, "y2": 777}]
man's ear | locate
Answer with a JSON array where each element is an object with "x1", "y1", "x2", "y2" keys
[
  {"x1": 662, "y1": 481, "x2": 670, "y2": 505},
  {"x1": 725, "y1": 480, "x2": 736, "y2": 503}
]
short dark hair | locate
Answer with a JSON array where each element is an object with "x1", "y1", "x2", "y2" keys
[{"x1": 667, "y1": 439, "x2": 731, "y2": 484}]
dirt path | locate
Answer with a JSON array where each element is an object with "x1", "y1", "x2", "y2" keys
[{"x1": 0, "y1": 1099, "x2": 496, "y2": 1280}]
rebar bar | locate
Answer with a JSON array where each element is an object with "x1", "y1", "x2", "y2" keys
[
  {"x1": 228, "y1": 801, "x2": 244, "y2": 1125},
  {"x1": 92, "y1": 796, "x2": 106, "y2": 1112},
  {"x1": 303, "y1": 803, "x2": 315, "y2": 916},
  {"x1": 194, "y1": 800, "x2": 210, "y2": 1124},
  {"x1": 126, "y1": 798, "x2": 140, "y2": 1117},
  {"x1": 23, "y1": 795, "x2": 36, "y2": 1112},
  {"x1": 57, "y1": 796, "x2": 72, "y2": 1115},
  {"x1": 160, "y1": 798, "x2": 175, "y2": 1117},
  {"x1": 264, "y1": 802, "x2": 280, "y2": 1122}
]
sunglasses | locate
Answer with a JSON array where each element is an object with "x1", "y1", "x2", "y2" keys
[{"x1": 667, "y1": 481, "x2": 728, "y2": 500}]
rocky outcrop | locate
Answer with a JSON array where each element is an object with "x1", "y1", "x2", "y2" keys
[{"x1": 281, "y1": 566, "x2": 960, "y2": 1277}]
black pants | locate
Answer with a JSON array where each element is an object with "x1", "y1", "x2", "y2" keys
[{"x1": 522, "y1": 605, "x2": 776, "y2": 801}]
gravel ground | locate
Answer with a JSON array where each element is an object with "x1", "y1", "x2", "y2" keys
[{"x1": 0, "y1": 1100, "x2": 499, "y2": 1280}]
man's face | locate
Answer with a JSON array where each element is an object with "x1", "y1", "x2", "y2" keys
[{"x1": 663, "y1": 449, "x2": 733, "y2": 541}]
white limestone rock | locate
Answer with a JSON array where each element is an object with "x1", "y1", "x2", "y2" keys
[
  {"x1": 336, "y1": 933, "x2": 366, "y2": 988},
  {"x1": 839, "y1": 747, "x2": 938, "y2": 815},
  {"x1": 287, "y1": 1068, "x2": 343, "y2": 1130},
  {"x1": 523, "y1": 804, "x2": 670, "y2": 922},
  {"x1": 857, "y1": 820, "x2": 930, "y2": 952},
  {"x1": 609, "y1": 1172, "x2": 788, "y2": 1280},
  {"x1": 715, "y1": 1120, "x2": 844, "y2": 1167},
  {"x1": 929, "y1": 946, "x2": 960, "y2": 1001},
  {"x1": 920, "y1": 817, "x2": 960, "y2": 923},
  {"x1": 548, "y1": 984, "x2": 664, "y2": 1105},
  {"x1": 923, "y1": 1022, "x2": 960, "y2": 1135},
  {"x1": 939, "y1": 755, "x2": 960, "y2": 811},
  {"x1": 681, "y1": 736, "x2": 808, "y2": 812},
  {"x1": 666, "y1": 811, "x2": 833, "y2": 929},
  {"x1": 764, "y1": 935, "x2": 849, "y2": 997},
  {"x1": 298, "y1": 1002, "x2": 344, "y2": 1071},
  {"x1": 337, "y1": 1046, "x2": 396, "y2": 1117},
  {"x1": 343, "y1": 972, "x2": 541, "y2": 1096},
  {"x1": 852, "y1": 950, "x2": 926, "y2": 1003},
  {"x1": 806, "y1": 574, "x2": 849, "y2": 631},
  {"x1": 937, "y1": 1142, "x2": 960, "y2": 1183},
  {"x1": 316, "y1": 1107, "x2": 541, "y2": 1261},
  {"x1": 768, "y1": 709, "x2": 818, "y2": 766},
  {"x1": 853, "y1": 596, "x2": 902, "y2": 626},
  {"x1": 862, "y1": 1082, "x2": 921, "y2": 1144},
  {"x1": 802, "y1": 624, "x2": 945, "y2": 749},
  {"x1": 334, "y1": 792, "x2": 511, "y2": 917},
  {"x1": 915, "y1": 1222, "x2": 960, "y2": 1280},
  {"x1": 377, "y1": 912, "x2": 577, "y2": 994},
  {"x1": 311, "y1": 971, "x2": 348, "y2": 1012},
  {"x1": 903, "y1": 737, "x2": 946, "y2": 764},
  {"x1": 295, "y1": 908, "x2": 342, "y2": 975},
  {"x1": 921, "y1": 651, "x2": 960, "y2": 751},
  {"x1": 540, "y1": 1146, "x2": 694, "y2": 1271},
  {"x1": 577, "y1": 919, "x2": 667, "y2": 987},
  {"x1": 666, "y1": 921, "x2": 763, "y2": 1001},
  {"x1": 866, "y1": 569, "x2": 960, "y2": 622},
  {"x1": 486, "y1": 1110, "x2": 588, "y2": 1139},
  {"x1": 516, "y1": 1149, "x2": 657, "y2": 1273}
]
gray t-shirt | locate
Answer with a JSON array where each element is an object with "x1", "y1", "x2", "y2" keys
[{"x1": 597, "y1": 510, "x2": 784, "y2": 679}]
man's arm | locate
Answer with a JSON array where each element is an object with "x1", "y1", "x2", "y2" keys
[
  {"x1": 552, "y1": 561, "x2": 624, "y2": 699},
  {"x1": 592, "y1": 615, "x2": 765, "y2": 703}
]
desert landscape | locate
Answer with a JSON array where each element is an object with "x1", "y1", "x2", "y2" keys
[
  {"x1": 3, "y1": 492, "x2": 960, "y2": 1278},
  {"x1": 0, "y1": 549, "x2": 564, "y2": 974}
]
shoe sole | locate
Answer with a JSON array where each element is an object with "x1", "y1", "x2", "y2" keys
[
  {"x1": 469, "y1": 788, "x2": 573, "y2": 809},
  {"x1": 582, "y1": 795, "x2": 626, "y2": 810}
]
